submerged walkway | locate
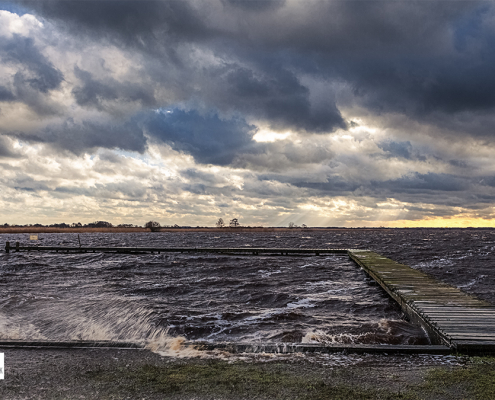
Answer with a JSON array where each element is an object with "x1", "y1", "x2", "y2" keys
[
  {"x1": 4, "y1": 242, "x2": 495, "y2": 354},
  {"x1": 348, "y1": 250, "x2": 495, "y2": 354},
  {"x1": 4, "y1": 242, "x2": 346, "y2": 256}
]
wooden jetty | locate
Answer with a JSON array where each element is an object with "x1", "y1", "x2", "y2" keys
[
  {"x1": 4, "y1": 241, "x2": 495, "y2": 354},
  {"x1": 4, "y1": 241, "x2": 347, "y2": 256},
  {"x1": 348, "y1": 250, "x2": 495, "y2": 354}
]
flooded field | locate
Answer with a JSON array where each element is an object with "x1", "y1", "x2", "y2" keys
[{"x1": 0, "y1": 229, "x2": 493, "y2": 349}]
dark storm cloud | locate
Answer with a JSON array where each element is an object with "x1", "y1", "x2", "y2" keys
[
  {"x1": 222, "y1": 0, "x2": 285, "y2": 12},
  {"x1": 72, "y1": 66, "x2": 156, "y2": 110},
  {"x1": 0, "y1": 136, "x2": 20, "y2": 158},
  {"x1": 6, "y1": 0, "x2": 495, "y2": 183},
  {"x1": 27, "y1": 0, "x2": 460, "y2": 54},
  {"x1": 144, "y1": 109, "x2": 256, "y2": 165},
  {"x1": 449, "y1": 159, "x2": 469, "y2": 169},
  {"x1": 3, "y1": 108, "x2": 257, "y2": 163},
  {"x1": 181, "y1": 168, "x2": 224, "y2": 185},
  {"x1": 291, "y1": 178, "x2": 359, "y2": 194},
  {"x1": 0, "y1": 33, "x2": 64, "y2": 115},
  {"x1": 221, "y1": 1, "x2": 495, "y2": 136},
  {"x1": 6, "y1": 118, "x2": 147, "y2": 155},
  {"x1": 479, "y1": 176, "x2": 495, "y2": 188},
  {"x1": 10, "y1": 174, "x2": 52, "y2": 191},
  {"x1": 376, "y1": 173, "x2": 470, "y2": 193},
  {"x1": 52, "y1": 181, "x2": 148, "y2": 199},
  {"x1": 20, "y1": 0, "x2": 495, "y2": 136},
  {"x1": 0, "y1": 85, "x2": 15, "y2": 101},
  {"x1": 1, "y1": 35, "x2": 63, "y2": 93},
  {"x1": 378, "y1": 141, "x2": 413, "y2": 160},
  {"x1": 337, "y1": 53, "x2": 495, "y2": 128},
  {"x1": 258, "y1": 171, "x2": 475, "y2": 202},
  {"x1": 376, "y1": 141, "x2": 427, "y2": 162},
  {"x1": 220, "y1": 64, "x2": 345, "y2": 132},
  {"x1": 18, "y1": 0, "x2": 209, "y2": 46}
]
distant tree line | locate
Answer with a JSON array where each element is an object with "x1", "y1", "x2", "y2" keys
[
  {"x1": 2, "y1": 221, "x2": 142, "y2": 228},
  {"x1": 1, "y1": 221, "x2": 219, "y2": 229}
]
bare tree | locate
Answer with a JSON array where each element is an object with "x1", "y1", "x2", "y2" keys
[
  {"x1": 216, "y1": 218, "x2": 225, "y2": 228},
  {"x1": 229, "y1": 218, "x2": 240, "y2": 228},
  {"x1": 288, "y1": 222, "x2": 296, "y2": 228},
  {"x1": 145, "y1": 221, "x2": 161, "y2": 232}
]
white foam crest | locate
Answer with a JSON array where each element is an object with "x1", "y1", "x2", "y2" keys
[
  {"x1": 142, "y1": 330, "x2": 203, "y2": 358},
  {"x1": 286, "y1": 298, "x2": 315, "y2": 309},
  {"x1": 301, "y1": 330, "x2": 377, "y2": 344},
  {"x1": 457, "y1": 275, "x2": 487, "y2": 289},
  {"x1": 0, "y1": 298, "x2": 205, "y2": 358},
  {"x1": 0, "y1": 311, "x2": 46, "y2": 340},
  {"x1": 257, "y1": 269, "x2": 282, "y2": 277}
]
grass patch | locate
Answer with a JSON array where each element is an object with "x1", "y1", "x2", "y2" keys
[
  {"x1": 411, "y1": 356, "x2": 495, "y2": 400},
  {"x1": 89, "y1": 360, "x2": 416, "y2": 399},
  {"x1": 83, "y1": 357, "x2": 495, "y2": 399}
]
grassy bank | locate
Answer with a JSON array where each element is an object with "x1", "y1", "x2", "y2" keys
[
  {"x1": 2, "y1": 348, "x2": 495, "y2": 399},
  {"x1": 80, "y1": 357, "x2": 495, "y2": 399},
  {"x1": 88, "y1": 361, "x2": 405, "y2": 399}
]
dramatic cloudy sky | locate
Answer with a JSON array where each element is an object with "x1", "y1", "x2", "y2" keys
[{"x1": 1, "y1": 0, "x2": 495, "y2": 227}]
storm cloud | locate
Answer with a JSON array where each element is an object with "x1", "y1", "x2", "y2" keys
[
  {"x1": 1, "y1": 1, "x2": 495, "y2": 226},
  {"x1": 14, "y1": 0, "x2": 495, "y2": 135},
  {"x1": 144, "y1": 109, "x2": 256, "y2": 165}
]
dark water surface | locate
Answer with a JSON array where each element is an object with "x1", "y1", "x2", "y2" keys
[{"x1": 0, "y1": 229, "x2": 493, "y2": 347}]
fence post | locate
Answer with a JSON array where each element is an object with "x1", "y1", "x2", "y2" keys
[
  {"x1": 15, "y1": 242, "x2": 19, "y2": 252},
  {"x1": 5, "y1": 242, "x2": 9, "y2": 253}
]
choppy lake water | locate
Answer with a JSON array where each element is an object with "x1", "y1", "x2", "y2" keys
[{"x1": 0, "y1": 229, "x2": 493, "y2": 349}]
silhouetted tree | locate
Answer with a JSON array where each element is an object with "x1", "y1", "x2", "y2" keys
[
  {"x1": 288, "y1": 222, "x2": 296, "y2": 228},
  {"x1": 145, "y1": 221, "x2": 161, "y2": 232},
  {"x1": 229, "y1": 218, "x2": 240, "y2": 228},
  {"x1": 216, "y1": 218, "x2": 225, "y2": 228}
]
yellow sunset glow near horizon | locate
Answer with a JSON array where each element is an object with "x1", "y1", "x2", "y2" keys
[{"x1": 391, "y1": 216, "x2": 495, "y2": 228}]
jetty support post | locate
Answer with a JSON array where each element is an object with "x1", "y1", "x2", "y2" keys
[
  {"x1": 15, "y1": 242, "x2": 19, "y2": 252},
  {"x1": 5, "y1": 241, "x2": 9, "y2": 253}
]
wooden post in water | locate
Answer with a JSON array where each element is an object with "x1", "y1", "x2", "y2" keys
[
  {"x1": 5, "y1": 242, "x2": 9, "y2": 253},
  {"x1": 15, "y1": 242, "x2": 19, "y2": 252}
]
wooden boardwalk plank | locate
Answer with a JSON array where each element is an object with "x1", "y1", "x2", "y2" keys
[{"x1": 348, "y1": 250, "x2": 495, "y2": 354}]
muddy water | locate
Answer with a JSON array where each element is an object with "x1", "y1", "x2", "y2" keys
[{"x1": 0, "y1": 229, "x2": 492, "y2": 348}]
